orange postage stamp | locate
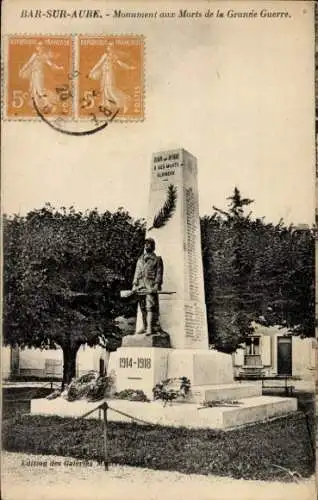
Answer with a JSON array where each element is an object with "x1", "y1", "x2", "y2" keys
[
  {"x1": 6, "y1": 35, "x2": 72, "y2": 119},
  {"x1": 77, "y1": 35, "x2": 144, "y2": 120}
]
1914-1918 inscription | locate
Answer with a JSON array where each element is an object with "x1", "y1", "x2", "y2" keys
[{"x1": 119, "y1": 357, "x2": 152, "y2": 369}]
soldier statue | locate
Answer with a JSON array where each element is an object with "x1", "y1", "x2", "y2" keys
[{"x1": 132, "y1": 238, "x2": 163, "y2": 336}]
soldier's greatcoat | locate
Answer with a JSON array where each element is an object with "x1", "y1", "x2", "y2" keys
[
  {"x1": 132, "y1": 252, "x2": 163, "y2": 320},
  {"x1": 133, "y1": 252, "x2": 163, "y2": 291}
]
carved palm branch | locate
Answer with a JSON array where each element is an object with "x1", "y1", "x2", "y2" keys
[{"x1": 148, "y1": 184, "x2": 177, "y2": 231}]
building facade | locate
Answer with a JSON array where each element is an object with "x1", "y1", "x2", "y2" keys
[
  {"x1": 233, "y1": 323, "x2": 316, "y2": 380},
  {"x1": 2, "y1": 344, "x2": 109, "y2": 380}
]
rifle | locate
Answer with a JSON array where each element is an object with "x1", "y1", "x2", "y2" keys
[{"x1": 120, "y1": 289, "x2": 176, "y2": 299}]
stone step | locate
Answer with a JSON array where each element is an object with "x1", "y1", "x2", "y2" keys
[
  {"x1": 189, "y1": 382, "x2": 262, "y2": 403},
  {"x1": 121, "y1": 333, "x2": 171, "y2": 348},
  {"x1": 218, "y1": 396, "x2": 297, "y2": 429},
  {"x1": 31, "y1": 395, "x2": 297, "y2": 430}
]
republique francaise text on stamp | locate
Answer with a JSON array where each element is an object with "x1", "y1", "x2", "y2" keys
[{"x1": 4, "y1": 34, "x2": 145, "y2": 123}]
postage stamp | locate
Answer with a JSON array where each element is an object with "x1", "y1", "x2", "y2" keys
[
  {"x1": 77, "y1": 35, "x2": 144, "y2": 120},
  {"x1": 6, "y1": 35, "x2": 73, "y2": 119},
  {"x1": 4, "y1": 34, "x2": 144, "y2": 124}
]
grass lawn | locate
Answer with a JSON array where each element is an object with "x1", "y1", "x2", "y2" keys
[
  {"x1": 2, "y1": 387, "x2": 315, "y2": 481},
  {"x1": 3, "y1": 386, "x2": 54, "y2": 420},
  {"x1": 2, "y1": 406, "x2": 315, "y2": 482}
]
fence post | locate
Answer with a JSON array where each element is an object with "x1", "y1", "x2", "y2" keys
[{"x1": 103, "y1": 402, "x2": 108, "y2": 471}]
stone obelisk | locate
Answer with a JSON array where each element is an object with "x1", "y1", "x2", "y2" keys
[
  {"x1": 108, "y1": 148, "x2": 235, "y2": 398},
  {"x1": 136, "y1": 148, "x2": 209, "y2": 349}
]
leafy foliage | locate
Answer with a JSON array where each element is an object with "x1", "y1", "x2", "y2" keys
[
  {"x1": 200, "y1": 400, "x2": 242, "y2": 408},
  {"x1": 148, "y1": 184, "x2": 177, "y2": 231},
  {"x1": 59, "y1": 370, "x2": 115, "y2": 402},
  {"x1": 152, "y1": 377, "x2": 191, "y2": 405},
  {"x1": 3, "y1": 187, "x2": 314, "y2": 373},
  {"x1": 113, "y1": 389, "x2": 150, "y2": 402},
  {"x1": 3, "y1": 205, "x2": 145, "y2": 385},
  {"x1": 201, "y1": 187, "x2": 315, "y2": 352}
]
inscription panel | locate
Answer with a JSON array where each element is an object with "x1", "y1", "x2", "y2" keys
[
  {"x1": 153, "y1": 152, "x2": 180, "y2": 180},
  {"x1": 185, "y1": 187, "x2": 200, "y2": 301},
  {"x1": 184, "y1": 303, "x2": 205, "y2": 341}
]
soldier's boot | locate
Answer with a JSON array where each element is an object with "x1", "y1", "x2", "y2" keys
[
  {"x1": 152, "y1": 320, "x2": 161, "y2": 334},
  {"x1": 136, "y1": 327, "x2": 146, "y2": 334},
  {"x1": 152, "y1": 311, "x2": 163, "y2": 335},
  {"x1": 136, "y1": 310, "x2": 147, "y2": 334},
  {"x1": 145, "y1": 311, "x2": 154, "y2": 336}
]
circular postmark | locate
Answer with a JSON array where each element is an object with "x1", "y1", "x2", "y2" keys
[{"x1": 32, "y1": 70, "x2": 120, "y2": 136}]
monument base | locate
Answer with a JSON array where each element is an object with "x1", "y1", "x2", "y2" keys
[
  {"x1": 31, "y1": 396, "x2": 297, "y2": 430},
  {"x1": 30, "y1": 347, "x2": 296, "y2": 430},
  {"x1": 108, "y1": 347, "x2": 258, "y2": 402},
  {"x1": 107, "y1": 347, "x2": 170, "y2": 399}
]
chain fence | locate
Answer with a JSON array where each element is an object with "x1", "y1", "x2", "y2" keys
[{"x1": 2, "y1": 385, "x2": 316, "y2": 477}]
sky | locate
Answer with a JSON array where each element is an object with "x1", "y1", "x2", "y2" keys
[{"x1": 2, "y1": 0, "x2": 315, "y2": 225}]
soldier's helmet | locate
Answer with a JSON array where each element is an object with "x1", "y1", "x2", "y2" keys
[{"x1": 144, "y1": 238, "x2": 155, "y2": 251}]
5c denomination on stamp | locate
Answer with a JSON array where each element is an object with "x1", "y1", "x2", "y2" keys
[
  {"x1": 4, "y1": 34, "x2": 145, "y2": 129},
  {"x1": 7, "y1": 36, "x2": 72, "y2": 119},
  {"x1": 78, "y1": 35, "x2": 144, "y2": 120}
]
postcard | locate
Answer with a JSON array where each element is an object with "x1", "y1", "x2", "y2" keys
[{"x1": 1, "y1": 1, "x2": 316, "y2": 499}]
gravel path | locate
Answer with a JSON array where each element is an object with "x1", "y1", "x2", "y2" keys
[{"x1": 2, "y1": 452, "x2": 316, "y2": 500}]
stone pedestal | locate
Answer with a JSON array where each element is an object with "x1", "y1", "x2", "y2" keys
[
  {"x1": 122, "y1": 332, "x2": 171, "y2": 348},
  {"x1": 166, "y1": 350, "x2": 234, "y2": 385},
  {"x1": 108, "y1": 346, "x2": 246, "y2": 402},
  {"x1": 107, "y1": 347, "x2": 170, "y2": 399}
]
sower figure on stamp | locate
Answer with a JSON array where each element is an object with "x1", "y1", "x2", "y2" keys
[
  {"x1": 132, "y1": 238, "x2": 163, "y2": 336},
  {"x1": 19, "y1": 42, "x2": 63, "y2": 112},
  {"x1": 88, "y1": 42, "x2": 135, "y2": 113}
]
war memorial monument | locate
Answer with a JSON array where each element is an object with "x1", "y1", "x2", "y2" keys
[{"x1": 32, "y1": 148, "x2": 297, "y2": 429}]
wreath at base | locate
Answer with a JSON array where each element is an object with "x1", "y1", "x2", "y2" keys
[
  {"x1": 152, "y1": 377, "x2": 191, "y2": 406},
  {"x1": 113, "y1": 389, "x2": 150, "y2": 402},
  {"x1": 199, "y1": 399, "x2": 241, "y2": 408},
  {"x1": 47, "y1": 370, "x2": 115, "y2": 402}
]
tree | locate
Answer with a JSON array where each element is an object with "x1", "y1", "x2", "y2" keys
[
  {"x1": 3, "y1": 205, "x2": 145, "y2": 387},
  {"x1": 201, "y1": 188, "x2": 256, "y2": 352},
  {"x1": 253, "y1": 224, "x2": 315, "y2": 336},
  {"x1": 4, "y1": 191, "x2": 314, "y2": 373},
  {"x1": 201, "y1": 187, "x2": 315, "y2": 353}
]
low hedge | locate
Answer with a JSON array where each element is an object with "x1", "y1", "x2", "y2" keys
[{"x1": 2, "y1": 411, "x2": 314, "y2": 481}]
